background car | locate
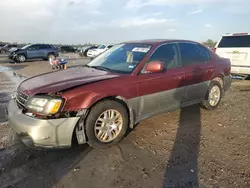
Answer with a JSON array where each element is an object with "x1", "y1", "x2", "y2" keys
[
  {"x1": 79, "y1": 45, "x2": 98, "y2": 57},
  {"x1": 9, "y1": 44, "x2": 59, "y2": 62},
  {"x1": 0, "y1": 44, "x2": 18, "y2": 54},
  {"x1": 59, "y1": 45, "x2": 77, "y2": 53},
  {"x1": 215, "y1": 33, "x2": 250, "y2": 76},
  {"x1": 87, "y1": 44, "x2": 113, "y2": 58}
]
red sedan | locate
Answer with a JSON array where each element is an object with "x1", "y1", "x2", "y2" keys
[{"x1": 8, "y1": 39, "x2": 232, "y2": 149}]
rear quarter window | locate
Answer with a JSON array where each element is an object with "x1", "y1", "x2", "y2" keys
[
  {"x1": 197, "y1": 44, "x2": 211, "y2": 61},
  {"x1": 179, "y1": 43, "x2": 207, "y2": 66},
  {"x1": 218, "y1": 35, "x2": 250, "y2": 48}
]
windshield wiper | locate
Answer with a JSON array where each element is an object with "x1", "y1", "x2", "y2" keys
[{"x1": 88, "y1": 65, "x2": 111, "y2": 72}]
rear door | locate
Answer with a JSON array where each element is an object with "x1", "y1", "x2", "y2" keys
[
  {"x1": 38, "y1": 44, "x2": 49, "y2": 57},
  {"x1": 216, "y1": 35, "x2": 250, "y2": 70},
  {"x1": 137, "y1": 43, "x2": 186, "y2": 117},
  {"x1": 179, "y1": 42, "x2": 214, "y2": 103}
]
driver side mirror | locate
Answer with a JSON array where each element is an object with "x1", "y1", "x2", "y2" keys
[{"x1": 145, "y1": 61, "x2": 164, "y2": 73}]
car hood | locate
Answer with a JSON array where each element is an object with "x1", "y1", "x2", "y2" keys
[
  {"x1": 10, "y1": 48, "x2": 24, "y2": 53},
  {"x1": 18, "y1": 66, "x2": 121, "y2": 96},
  {"x1": 9, "y1": 47, "x2": 18, "y2": 52}
]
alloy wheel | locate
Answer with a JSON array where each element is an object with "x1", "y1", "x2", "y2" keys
[
  {"x1": 94, "y1": 109, "x2": 123, "y2": 143},
  {"x1": 208, "y1": 85, "x2": 221, "y2": 106}
]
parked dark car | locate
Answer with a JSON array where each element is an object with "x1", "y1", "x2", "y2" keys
[
  {"x1": 9, "y1": 44, "x2": 59, "y2": 62},
  {"x1": 79, "y1": 45, "x2": 98, "y2": 57},
  {"x1": 59, "y1": 45, "x2": 77, "y2": 53},
  {"x1": 0, "y1": 44, "x2": 18, "y2": 54},
  {"x1": 8, "y1": 39, "x2": 232, "y2": 149}
]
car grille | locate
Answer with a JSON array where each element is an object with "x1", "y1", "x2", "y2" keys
[{"x1": 16, "y1": 91, "x2": 28, "y2": 108}]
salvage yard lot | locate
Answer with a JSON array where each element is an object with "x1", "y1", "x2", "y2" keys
[{"x1": 0, "y1": 60, "x2": 249, "y2": 188}]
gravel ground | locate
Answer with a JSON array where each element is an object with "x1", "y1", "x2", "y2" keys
[{"x1": 0, "y1": 62, "x2": 249, "y2": 188}]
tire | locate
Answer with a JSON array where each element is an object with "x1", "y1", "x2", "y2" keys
[
  {"x1": 85, "y1": 100, "x2": 129, "y2": 148},
  {"x1": 0, "y1": 49, "x2": 5, "y2": 54},
  {"x1": 200, "y1": 81, "x2": 223, "y2": 110},
  {"x1": 46, "y1": 53, "x2": 55, "y2": 61},
  {"x1": 17, "y1": 54, "x2": 26, "y2": 63}
]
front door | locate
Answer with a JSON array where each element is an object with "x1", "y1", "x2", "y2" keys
[
  {"x1": 27, "y1": 45, "x2": 40, "y2": 58},
  {"x1": 136, "y1": 43, "x2": 186, "y2": 118}
]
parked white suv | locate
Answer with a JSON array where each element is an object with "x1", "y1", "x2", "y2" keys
[
  {"x1": 215, "y1": 33, "x2": 250, "y2": 76},
  {"x1": 87, "y1": 44, "x2": 113, "y2": 58}
]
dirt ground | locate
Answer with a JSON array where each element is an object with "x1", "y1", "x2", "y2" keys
[{"x1": 0, "y1": 61, "x2": 249, "y2": 188}]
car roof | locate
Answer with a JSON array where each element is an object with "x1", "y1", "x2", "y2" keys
[{"x1": 122, "y1": 39, "x2": 199, "y2": 45}]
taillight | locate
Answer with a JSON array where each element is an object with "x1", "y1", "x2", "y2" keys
[{"x1": 213, "y1": 47, "x2": 217, "y2": 52}]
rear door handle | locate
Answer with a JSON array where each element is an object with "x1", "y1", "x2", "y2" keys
[{"x1": 174, "y1": 75, "x2": 185, "y2": 80}]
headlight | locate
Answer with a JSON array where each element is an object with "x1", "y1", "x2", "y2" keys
[{"x1": 26, "y1": 96, "x2": 63, "y2": 115}]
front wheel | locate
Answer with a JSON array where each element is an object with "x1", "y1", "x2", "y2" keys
[
  {"x1": 200, "y1": 81, "x2": 223, "y2": 110},
  {"x1": 17, "y1": 54, "x2": 26, "y2": 63},
  {"x1": 85, "y1": 100, "x2": 129, "y2": 148}
]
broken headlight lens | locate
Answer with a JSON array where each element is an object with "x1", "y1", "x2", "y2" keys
[{"x1": 26, "y1": 96, "x2": 63, "y2": 115}]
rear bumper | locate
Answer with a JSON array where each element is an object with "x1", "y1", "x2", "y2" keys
[
  {"x1": 8, "y1": 100, "x2": 82, "y2": 148},
  {"x1": 231, "y1": 66, "x2": 250, "y2": 75}
]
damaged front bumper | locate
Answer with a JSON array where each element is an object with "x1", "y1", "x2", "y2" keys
[{"x1": 8, "y1": 100, "x2": 87, "y2": 148}]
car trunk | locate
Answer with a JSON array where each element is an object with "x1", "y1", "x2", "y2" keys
[{"x1": 216, "y1": 47, "x2": 250, "y2": 67}]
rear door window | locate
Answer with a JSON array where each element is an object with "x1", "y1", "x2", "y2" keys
[
  {"x1": 38, "y1": 44, "x2": 48, "y2": 49},
  {"x1": 218, "y1": 35, "x2": 250, "y2": 48},
  {"x1": 197, "y1": 44, "x2": 211, "y2": 61},
  {"x1": 179, "y1": 43, "x2": 206, "y2": 66}
]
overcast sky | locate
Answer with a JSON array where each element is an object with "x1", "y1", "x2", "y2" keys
[{"x1": 0, "y1": 0, "x2": 250, "y2": 44}]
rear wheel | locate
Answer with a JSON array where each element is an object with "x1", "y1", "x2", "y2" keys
[
  {"x1": 0, "y1": 49, "x2": 5, "y2": 54},
  {"x1": 17, "y1": 54, "x2": 26, "y2": 63},
  {"x1": 200, "y1": 81, "x2": 222, "y2": 110},
  {"x1": 46, "y1": 53, "x2": 55, "y2": 61},
  {"x1": 85, "y1": 100, "x2": 129, "y2": 148}
]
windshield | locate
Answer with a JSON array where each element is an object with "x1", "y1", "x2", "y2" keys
[
  {"x1": 87, "y1": 43, "x2": 152, "y2": 74},
  {"x1": 98, "y1": 45, "x2": 106, "y2": 49},
  {"x1": 21, "y1": 44, "x2": 32, "y2": 50}
]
